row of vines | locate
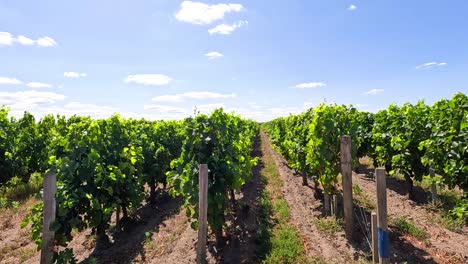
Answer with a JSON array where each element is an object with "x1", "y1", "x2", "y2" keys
[
  {"x1": 0, "y1": 106, "x2": 258, "y2": 261},
  {"x1": 262, "y1": 92, "x2": 467, "y2": 217}
]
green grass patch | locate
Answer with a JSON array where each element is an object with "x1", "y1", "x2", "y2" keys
[
  {"x1": 264, "y1": 224, "x2": 306, "y2": 264},
  {"x1": 257, "y1": 136, "x2": 309, "y2": 264},
  {"x1": 273, "y1": 199, "x2": 289, "y2": 222},
  {"x1": 430, "y1": 212, "x2": 466, "y2": 232},
  {"x1": 313, "y1": 217, "x2": 343, "y2": 236},
  {"x1": 392, "y1": 216, "x2": 428, "y2": 240}
]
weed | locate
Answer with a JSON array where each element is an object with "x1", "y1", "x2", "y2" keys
[
  {"x1": 392, "y1": 217, "x2": 428, "y2": 240},
  {"x1": 354, "y1": 193, "x2": 376, "y2": 210},
  {"x1": 145, "y1": 231, "x2": 153, "y2": 243},
  {"x1": 273, "y1": 199, "x2": 289, "y2": 222},
  {"x1": 430, "y1": 212, "x2": 466, "y2": 232},
  {"x1": 18, "y1": 247, "x2": 36, "y2": 262},
  {"x1": 352, "y1": 185, "x2": 362, "y2": 195},
  {"x1": 313, "y1": 217, "x2": 342, "y2": 236},
  {"x1": 264, "y1": 224, "x2": 306, "y2": 264}
]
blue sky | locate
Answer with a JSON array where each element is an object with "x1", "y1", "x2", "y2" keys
[{"x1": 0, "y1": 0, "x2": 467, "y2": 121}]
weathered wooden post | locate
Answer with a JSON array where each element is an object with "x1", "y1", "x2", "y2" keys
[
  {"x1": 197, "y1": 164, "x2": 208, "y2": 264},
  {"x1": 371, "y1": 212, "x2": 378, "y2": 263},
  {"x1": 331, "y1": 194, "x2": 338, "y2": 217},
  {"x1": 341, "y1": 135, "x2": 353, "y2": 240},
  {"x1": 324, "y1": 193, "x2": 331, "y2": 216},
  {"x1": 41, "y1": 170, "x2": 56, "y2": 264},
  {"x1": 376, "y1": 168, "x2": 389, "y2": 264},
  {"x1": 429, "y1": 168, "x2": 439, "y2": 205}
]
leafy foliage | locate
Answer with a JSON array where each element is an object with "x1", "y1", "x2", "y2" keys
[
  {"x1": 419, "y1": 93, "x2": 467, "y2": 191},
  {"x1": 167, "y1": 109, "x2": 258, "y2": 242},
  {"x1": 14, "y1": 113, "x2": 187, "y2": 256},
  {"x1": 263, "y1": 104, "x2": 360, "y2": 194},
  {"x1": 263, "y1": 93, "x2": 467, "y2": 202}
]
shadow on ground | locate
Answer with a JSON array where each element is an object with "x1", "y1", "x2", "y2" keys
[
  {"x1": 350, "y1": 203, "x2": 437, "y2": 263},
  {"x1": 217, "y1": 134, "x2": 267, "y2": 264},
  {"x1": 80, "y1": 192, "x2": 182, "y2": 264}
]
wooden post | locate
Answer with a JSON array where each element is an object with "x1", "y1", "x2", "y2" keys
[
  {"x1": 41, "y1": 170, "x2": 56, "y2": 264},
  {"x1": 341, "y1": 135, "x2": 353, "y2": 240},
  {"x1": 376, "y1": 168, "x2": 389, "y2": 264},
  {"x1": 429, "y1": 169, "x2": 439, "y2": 205},
  {"x1": 324, "y1": 193, "x2": 331, "y2": 216},
  {"x1": 331, "y1": 195, "x2": 338, "y2": 217},
  {"x1": 197, "y1": 164, "x2": 208, "y2": 264},
  {"x1": 371, "y1": 212, "x2": 378, "y2": 263}
]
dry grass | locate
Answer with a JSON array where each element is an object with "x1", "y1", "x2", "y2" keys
[
  {"x1": 313, "y1": 217, "x2": 343, "y2": 236},
  {"x1": 18, "y1": 247, "x2": 37, "y2": 262},
  {"x1": 144, "y1": 209, "x2": 188, "y2": 258},
  {"x1": 359, "y1": 156, "x2": 374, "y2": 168},
  {"x1": 0, "y1": 197, "x2": 40, "y2": 263}
]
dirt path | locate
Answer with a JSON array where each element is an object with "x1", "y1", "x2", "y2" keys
[
  {"x1": 354, "y1": 173, "x2": 468, "y2": 263},
  {"x1": 0, "y1": 198, "x2": 39, "y2": 264},
  {"x1": 260, "y1": 132, "x2": 360, "y2": 263}
]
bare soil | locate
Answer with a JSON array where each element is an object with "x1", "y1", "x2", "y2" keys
[
  {"x1": 0, "y1": 198, "x2": 39, "y2": 264},
  {"x1": 353, "y1": 172, "x2": 468, "y2": 263},
  {"x1": 260, "y1": 131, "x2": 360, "y2": 263}
]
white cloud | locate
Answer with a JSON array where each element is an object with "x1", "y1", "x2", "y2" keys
[
  {"x1": 205, "y1": 51, "x2": 224, "y2": 59},
  {"x1": 208, "y1": 20, "x2": 248, "y2": 35},
  {"x1": 26, "y1": 82, "x2": 53, "y2": 88},
  {"x1": 183, "y1": 91, "x2": 235, "y2": 99},
  {"x1": 62, "y1": 102, "x2": 117, "y2": 115},
  {"x1": 226, "y1": 107, "x2": 265, "y2": 121},
  {"x1": 0, "y1": 90, "x2": 66, "y2": 106},
  {"x1": 151, "y1": 95, "x2": 185, "y2": 103},
  {"x1": 248, "y1": 102, "x2": 261, "y2": 109},
  {"x1": 269, "y1": 107, "x2": 304, "y2": 117},
  {"x1": 348, "y1": 4, "x2": 357, "y2": 11},
  {"x1": 354, "y1": 104, "x2": 369, "y2": 108},
  {"x1": 0, "y1": 32, "x2": 14, "y2": 46},
  {"x1": 175, "y1": 1, "x2": 244, "y2": 25},
  {"x1": 194, "y1": 103, "x2": 225, "y2": 114},
  {"x1": 364, "y1": 89, "x2": 384, "y2": 95},
  {"x1": 0, "y1": 77, "x2": 52, "y2": 88},
  {"x1": 64, "y1": 72, "x2": 87, "y2": 78},
  {"x1": 144, "y1": 104, "x2": 187, "y2": 114},
  {"x1": 0, "y1": 32, "x2": 57, "y2": 47},
  {"x1": 295, "y1": 82, "x2": 326, "y2": 89},
  {"x1": 303, "y1": 100, "x2": 318, "y2": 108},
  {"x1": 0, "y1": 76, "x2": 22, "y2": 85},
  {"x1": 415, "y1": 62, "x2": 447, "y2": 69},
  {"x1": 36, "y1": 37, "x2": 57, "y2": 47},
  {"x1": 124, "y1": 74, "x2": 172, "y2": 86},
  {"x1": 152, "y1": 91, "x2": 236, "y2": 102},
  {"x1": 15, "y1": 35, "x2": 35, "y2": 45},
  {"x1": 27, "y1": 102, "x2": 124, "y2": 120}
]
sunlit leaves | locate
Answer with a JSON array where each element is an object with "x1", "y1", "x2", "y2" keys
[{"x1": 167, "y1": 109, "x2": 258, "y2": 234}]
